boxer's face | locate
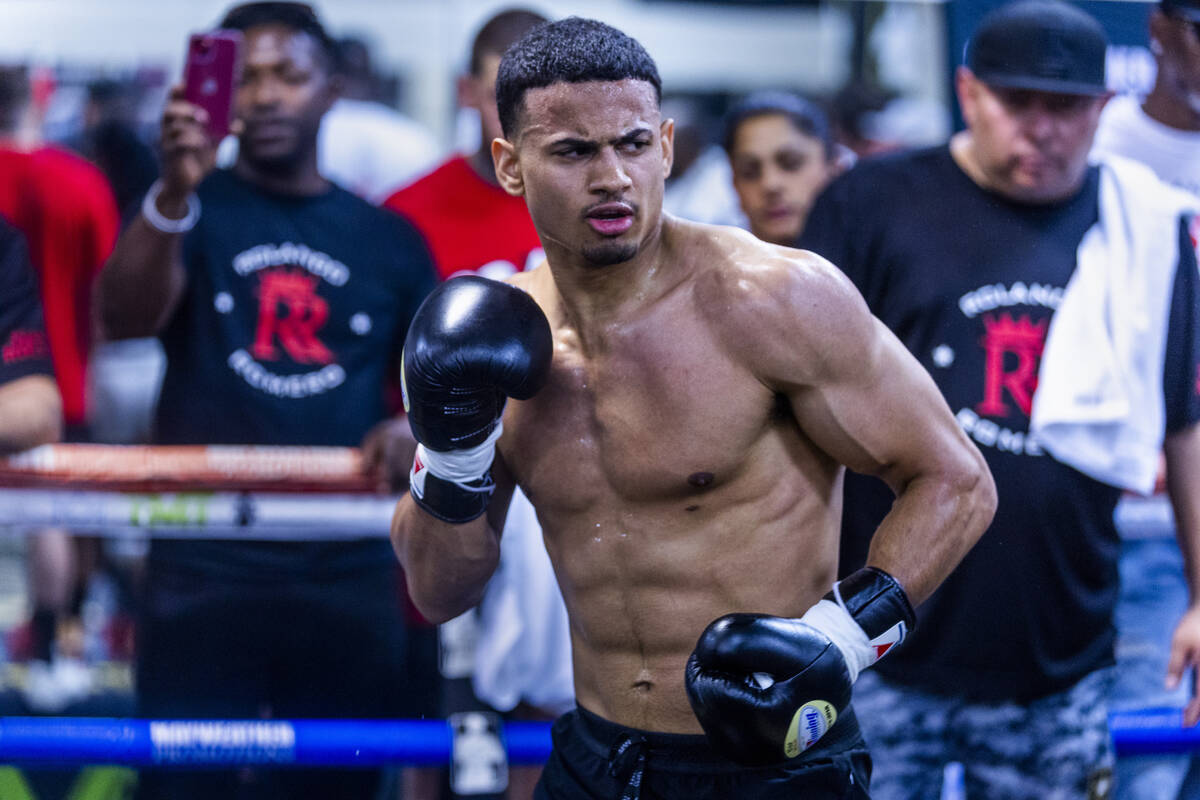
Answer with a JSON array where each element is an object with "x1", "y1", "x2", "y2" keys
[
  {"x1": 493, "y1": 79, "x2": 674, "y2": 267},
  {"x1": 729, "y1": 113, "x2": 836, "y2": 246},
  {"x1": 235, "y1": 24, "x2": 337, "y2": 171},
  {"x1": 957, "y1": 67, "x2": 1107, "y2": 204}
]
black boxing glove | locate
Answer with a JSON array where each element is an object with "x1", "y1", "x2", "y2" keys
[
  {"x1": 685, "y1": 567, "x2": 915, "y2": 766},
  {"x1": 402, "y1": 275, "x2": 552, "y2": 523}
]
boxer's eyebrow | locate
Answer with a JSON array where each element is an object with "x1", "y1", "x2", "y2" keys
[
  {"x1": 613, "y1": 128, "x2": 652, "y2": 146},
  {"x1": 549, "y1": 137, "x2": 599, "y2": 156},
  {"x1": 548, "y1": 127, "x2": 652, "y2": 155},
  {"x1": 552, "y1": 136, "x2": 596, "y2": 148}
]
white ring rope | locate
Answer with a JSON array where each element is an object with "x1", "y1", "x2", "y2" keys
[
  {"x1": 0, "y1": 444, "x2": 396, "y2": 538},
  {"x1": 0, "y1": 489, "x2": 395, "y2": 539},
  {"x1": 0, "y1": 445, "x2": 1176, "y2": 541}
]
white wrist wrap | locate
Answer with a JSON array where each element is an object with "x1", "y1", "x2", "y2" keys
[
  {"x1": 798, "y1": 599, "x2": 873, "y2": 684},
  {"x1": 415, "y1": 422, "x2": 503, "y2": 484}
]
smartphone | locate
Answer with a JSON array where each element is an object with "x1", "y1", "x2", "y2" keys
[{"x1": 183, "y1": 30, "x2": 243, "y2": 142}]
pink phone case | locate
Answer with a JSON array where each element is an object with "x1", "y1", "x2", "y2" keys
[{"x1": 183, "y1": 30, "x2": 243, "y2": 141}]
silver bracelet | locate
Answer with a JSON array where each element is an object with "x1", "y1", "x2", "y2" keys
[{"x1": 141, "y1": 180, "x2": 200, "y2": 234}]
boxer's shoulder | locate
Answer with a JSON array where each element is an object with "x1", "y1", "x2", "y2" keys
[
  {"x1": 688, "y1": 224, "x2": 875, "y2": 383},
  {"x1": 503, "y1": 262, "x2": 557, "y2": 320}
]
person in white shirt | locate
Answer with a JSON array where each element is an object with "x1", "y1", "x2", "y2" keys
[
  {"x1": 1091, "y1": 3, "x2": 1200, "y2": 800},
  {"x1": 317, "y1": 36, "x2": 440, "y2": 203},
  {"x1": 1092, "y1": 0, "x2": 1200, "y2": 197}
]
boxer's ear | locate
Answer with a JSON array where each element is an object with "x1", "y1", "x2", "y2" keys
[
  {"x1": 492, "y1": 137, "x2": 524, "y2": 197},
  {"x1": 659, "y1": 117, "x2": 675, "y2": 180}
]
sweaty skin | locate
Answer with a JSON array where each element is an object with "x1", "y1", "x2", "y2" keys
[{"x1": 392, "y1": 79, "x2": 995, "y2": 735}]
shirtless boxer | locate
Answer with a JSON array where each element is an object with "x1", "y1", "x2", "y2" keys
[{"x1": 391, "y1": 17, "x2": 997, "y2": 799}]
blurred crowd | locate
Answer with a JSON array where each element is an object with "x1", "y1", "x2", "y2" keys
[{"x1": 0, "y1": 1, "x2": 1196, "y2": 799}]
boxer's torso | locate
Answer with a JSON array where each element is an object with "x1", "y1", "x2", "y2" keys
[{"x1": 500, "y1": 221, "x2": 845, "y2": 733}]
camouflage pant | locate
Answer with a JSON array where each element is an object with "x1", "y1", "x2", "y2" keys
[{"x1": 852, "y1": 668, "x2": 1115, "y2": 800}]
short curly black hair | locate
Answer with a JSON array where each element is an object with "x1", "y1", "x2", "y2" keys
[
  {"x1": 219, "y1": 2, "x2": 338, "y2": 70},
  {"x1": 496, "y1": 17, "x2": 662, "y2": 138}
]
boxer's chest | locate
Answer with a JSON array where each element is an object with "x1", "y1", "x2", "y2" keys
[{"x1": 504, "y1": 314, "x2": 774, "y2": 511}]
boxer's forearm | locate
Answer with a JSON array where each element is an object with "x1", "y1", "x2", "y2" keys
[
  {"x1": 96, "y1": 215, "x2": 187, "y2": 340},
  {"x1": 865, "y1": 453, "x2": 996, "y2": 607},
  {"x1": 390, "y1": 493, "x2": 501, "y2": 623},
  {"x1": 1165, "y1": 424, "x2": 1200, "y2": 604},
  {"x1": 0, "y1": 375, "x2": 62, "y2": 454}
]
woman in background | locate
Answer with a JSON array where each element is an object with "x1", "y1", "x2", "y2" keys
[{"x1": 723, "y1": 91, "x2": 844, "y2": 246}]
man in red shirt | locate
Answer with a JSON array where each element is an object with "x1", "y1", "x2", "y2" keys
[
  {"x1": 384, "y1": 10, "x2": 546, "y2": 281},
  {"x1": 0, "y1": 66, "x2": 119, "y2": 709},
  {"x1": 0, "y1": 68, "x2": 119, "y2": 433},
  {"x1": 0, "y1": 217, "x2": 61, "y2": 452}
]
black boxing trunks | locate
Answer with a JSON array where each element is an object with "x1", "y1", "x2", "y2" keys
[{"x1": 534, "y1": 704, "x2": 870, "y2": 800}]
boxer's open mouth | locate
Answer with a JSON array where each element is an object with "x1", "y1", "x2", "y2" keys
[{"x1": 585, "y1": 203, "x2": 635, "y2": 235}]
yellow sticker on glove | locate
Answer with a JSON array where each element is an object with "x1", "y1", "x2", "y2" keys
[{"x1": 784, "y1": 701, "x2": 837, "y2": 758}]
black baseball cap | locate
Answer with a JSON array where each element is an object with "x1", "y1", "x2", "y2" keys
[
  {"x1": 1163, "y1": 0, "x2": 1200, "y2": 22},
  {"x1": 966, "y1": 0, "x2": 1109, "y2": 96}
]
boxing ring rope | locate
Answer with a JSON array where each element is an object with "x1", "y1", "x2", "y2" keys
[
  {"x1": 0, "y1": 444, "x2": 392, "y2": 538},
  {"x1": 0, "y1": 710, "x2": 1189, "y2": 765},
  {"x1": 0, "y1": 444, "x2": 1192, "y2": 764},
  {"x1": 0, "y1": 717, "x2": 553, "y2": 766}
]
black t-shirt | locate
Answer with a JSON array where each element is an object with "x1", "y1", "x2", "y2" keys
[
  {"x1": 153, "y1": 169, "x2": 435, "y2": 578},
  {"x1": 0, "y1": 217, "x2": 53, "y2": 384},
  {"x1": 798, "y1": 145, "x2": 1200, "y2": 701}
]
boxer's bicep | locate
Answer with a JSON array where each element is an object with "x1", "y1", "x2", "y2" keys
[
  {"x1": 720, "y1": 249, "x2": 982, "y2": 491},
  {"x1": 788, "y1": 311, "x2": 996, "y2": 603},
  {"x1": 789, "y1": 307, "x2": 976, "y2": 495}
]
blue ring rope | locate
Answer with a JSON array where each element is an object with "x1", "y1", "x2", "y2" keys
[
  {"x1": 0, "y1": 718, "x2": 551, "y2": 767},
  {"x1": 0, "y1": 709, "x2": 1195, "y2": 766},
  {"x1": 1109, "y1": 707, "x2": 1200, "y2": 756}
]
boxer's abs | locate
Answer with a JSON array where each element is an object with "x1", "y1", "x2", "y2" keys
[{"x1": 536, "y1": 476, "x2": 842, "y2": 734}]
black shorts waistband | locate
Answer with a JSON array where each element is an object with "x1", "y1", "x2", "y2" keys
[{"x1": 569, "y1": 703, "x2": 863, "y2": 773}]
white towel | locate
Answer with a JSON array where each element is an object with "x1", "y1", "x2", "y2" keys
[
  {"x1": 1031, "y1": 155, "x2": 1198, "y2": 494},
  {"x1": 472, "y1": 487, "x2": 575, "y2": 716}
]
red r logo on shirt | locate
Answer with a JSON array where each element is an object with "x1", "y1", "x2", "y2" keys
[
  {"x1": 976, "y1": 313, "x2": 1048, "y2": 419},
  {"x1": 1, "y1": 329, "x2": 49, "y2": 364},
  {"x1": 251, "y1": 268, "x2": 333, "y2": 364}
]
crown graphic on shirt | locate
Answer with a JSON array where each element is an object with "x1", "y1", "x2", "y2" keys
[
  {"x1": 258, "y1": 267, "x2": 322, "y2": 297},
  {"x1": 982, "y1": 312, "x2": 1048, "y2": 346}
]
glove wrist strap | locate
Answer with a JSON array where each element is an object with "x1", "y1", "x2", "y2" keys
[
  {"x1": 409, "y1": 424, "x2": 502, "y2": 524},
  {"x1": 410, "y1": 468, "x2": 495, "y2": 524},
  {"x1": 797, "y1": 599, "x2": 871, "y2": 683},
  {"x1": 416, "y1": 423, "x2": 502, "y2": 484},
  {"x1": 824, "y1": 566, "x2": 916, "y2": 673}
]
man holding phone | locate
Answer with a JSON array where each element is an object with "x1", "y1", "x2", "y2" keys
[{"x1": 97, "y1": 3, "x2": 436, "y2": 799}]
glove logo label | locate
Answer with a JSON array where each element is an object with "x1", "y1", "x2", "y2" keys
[
  {"x1": 785, "y1": 700, "x2": 836, "y2": 758},
  {"x1": 410, "y1": 451, "x2": 428, "y2": 500},
  {"x1": 868, "y1": 621, "x2": 907, "y2": 663}
]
